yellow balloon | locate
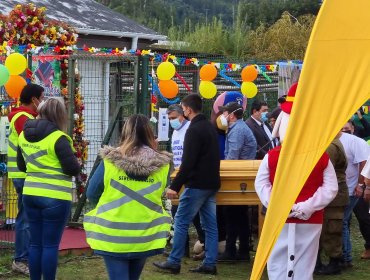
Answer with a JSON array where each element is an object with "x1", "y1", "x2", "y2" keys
[
  {"x1": 156, "y1": 62, "x2": 176, "y2": 80},
  {"x1": 241, "y1": 82, "x2": 258, "y2": 98},
  {"x1": 5, "y1": 53, "x2": 27, "y2": 75},
  {"x1": 199, "y1": 81, "x2": 217, "y2": 99}
]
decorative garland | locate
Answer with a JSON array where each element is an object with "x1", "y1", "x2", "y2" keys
[
  {"x1": 0, "y1": 3, "x2": 87, "y2": 196},
  {"x1": 72, "y1": 64, "x2": 89, "y2": 198}
]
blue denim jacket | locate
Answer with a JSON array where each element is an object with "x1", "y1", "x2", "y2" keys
[{"x1": 225, "y1": 119, "x2": 257, "y2": 160}]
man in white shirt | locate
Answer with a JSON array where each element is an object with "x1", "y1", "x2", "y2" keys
[
  {"x1": 167, "y1": 105, "x2": 191, "y2": 168},
  {"x1": 339, "y1": 129, "x2": 370, "y2": 263}
]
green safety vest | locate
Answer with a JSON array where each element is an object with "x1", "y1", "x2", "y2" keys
[
  {"x1": 7, "y1": 111, "x2": 35, "y2": 178},
  {"x1": 84, "y1": 159, "x2": 171, "y2": 254},
  {"x1": 19, "y1": 130, "x2": 74, "y2": 201}
]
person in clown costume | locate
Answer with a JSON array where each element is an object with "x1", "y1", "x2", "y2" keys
[{"x1": 254, "y1": 83, "x2": 338, "y2": 280}]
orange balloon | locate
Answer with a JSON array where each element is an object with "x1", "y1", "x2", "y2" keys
[
  {"x1": 159, "y1": 80, "x2": 179, "y2": 99},
  {"x1": 241, "y1": 65, "x2": 258, "y2": 82},
  {"x1": 5, "y1": 75, "x2": 27, "y2": 99},
  {"x1": 200, "y1": 64, "x2": 217, "y2": 81}
]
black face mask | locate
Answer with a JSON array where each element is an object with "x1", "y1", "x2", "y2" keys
[{"x1": 342, "y1": 130, "x2": 352, "y2": 134}]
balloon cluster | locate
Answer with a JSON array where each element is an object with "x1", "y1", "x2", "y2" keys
[
  {"x1": 199, "y1": 64, "x2": 218, "y2": 99},
  {"x1": 240, "y1": 65, "x2": 258, "y2": 98},
  {"x1": 1, "y1": 53, "x2": 27, "y2": 99},
  {"x1": 156, "y1": 62, "x2": 179, "y2": 99}
]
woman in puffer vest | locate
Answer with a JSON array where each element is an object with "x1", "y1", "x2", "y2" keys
[{"x1": 84, "y1": 114, "x2": 172, "y2": 280}]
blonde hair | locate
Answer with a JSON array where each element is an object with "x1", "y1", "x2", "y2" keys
[
  {"x1": 38, "y1": 97, "x2": 68, "y2": 132},
  {"x1": 120, "y1": 114, "x2": 156, "y2": 156}
]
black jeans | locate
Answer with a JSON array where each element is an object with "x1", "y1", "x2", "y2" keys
[
  {"x1": 353, "y1": 196, "x2": 370, "y2": 249},
  {"x1": 223, "y1": 206, "x2": 250, "y2": 254}
]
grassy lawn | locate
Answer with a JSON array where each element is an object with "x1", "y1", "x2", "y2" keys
[{"x1": 1, "y1": 219, "x2": 369, "y2": 279}]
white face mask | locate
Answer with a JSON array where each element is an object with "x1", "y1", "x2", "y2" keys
[
  {"x1": 37, "y1": 99, "x2": 46, "y2": 112},
  {"x1": 221, "y1": 107, "x2": 243, "y2": 127},
  {"x1": 220, "y1": 115, "x2": 228, "y2": 127}
]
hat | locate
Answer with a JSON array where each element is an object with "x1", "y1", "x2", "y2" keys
[
  {"x1": 267, "y1": 107, "x2": 282, "y2": 120},
  {"x1": 281, "y1": 83, "x2": 298, "y2": 114},
  {"x1": 212, "y1": 91, "x2": 247, "y2": 114},
  {"x1": 218, "y1": 101, "x2": 243, "y2": 113}
]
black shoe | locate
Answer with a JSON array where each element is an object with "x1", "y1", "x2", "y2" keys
[
  {"x1": 218, "y1": 251, "x2": 236, "y2": 262},
  {"x1": 189, "y1": 265, "x2": 217, "y2": 275},
  {"x1": 153, "y1": 261, "x2": 180, "y2": 274},
  {"x1": 316, "y1": 258, "x2": 341, "y2": 275}
]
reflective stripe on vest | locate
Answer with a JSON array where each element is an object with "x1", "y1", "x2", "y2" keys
[
  {"x1": 97, "y1": 180, "x2": 163, "y2": 215},
  {"x1": 83, "y1": 160, "x2": 171, "y2": 253},
  {"x1": 7, "y1": 111, "x2": 34, "y2": 178},
  {"x1": 85, "y1": 230, "x2": 169, "y2": 244},
  {"x1": 19, "y1": 130, "x2": 73, "y2": 201}
]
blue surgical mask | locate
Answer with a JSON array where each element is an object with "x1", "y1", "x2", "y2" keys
[
  {"x1": 170, "y1": 118, "x2": 182, "y2": 130},
  {"x1": 261, "y1": 112, "x2": 268, "y2": 123}
]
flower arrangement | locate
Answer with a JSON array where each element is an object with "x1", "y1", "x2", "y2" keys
[
  {"x1": 73, "y1": 65, "x2": 89, "y2": 198},
  {"x1": 0, "y1": 3, "x2": 78, "y2": 47}
]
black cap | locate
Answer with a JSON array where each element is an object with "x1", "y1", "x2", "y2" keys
[{"x1": 218, "y1": 101, "x2": 243, "y2": 113}]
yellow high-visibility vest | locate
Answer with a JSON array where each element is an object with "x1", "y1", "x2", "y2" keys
[
  {"x1": 84, "y1": 159, "x2": 171, "y2": 253},
  {"x1": 7, "y1": 112, "x2": 34, "y2": 178},
  {"x1": 19, "y1": 130, "x2": 74, "y2": 201}
]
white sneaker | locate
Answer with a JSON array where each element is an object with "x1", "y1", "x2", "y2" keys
[{"x1": 12, "y1": 261, "x2": 30, "y2": 275}]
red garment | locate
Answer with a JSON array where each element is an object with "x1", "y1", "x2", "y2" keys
[
  {"x1": 268, "y1": 146, "x2": 329, "y2": 224},
  {"x1": 8, "y1": 106, "x2": 38, "y2": 135}
]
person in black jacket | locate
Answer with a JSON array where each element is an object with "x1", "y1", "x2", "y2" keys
[
  {"x1": 17, "y1": 98, "x2": 80, "y2": 280},
  {"x1": 153, "y1": 94, "x2": 220, "y2": 275}
]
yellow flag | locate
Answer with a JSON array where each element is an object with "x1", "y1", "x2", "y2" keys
[{"x1": 251, "y1": 1, "x2": 370, "y2": 279}]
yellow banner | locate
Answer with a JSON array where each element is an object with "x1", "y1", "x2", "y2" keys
[{"x1": 251, "y1": 0, "x2": 370, "y2": 279}]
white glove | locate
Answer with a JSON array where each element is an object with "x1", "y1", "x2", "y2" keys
[{"x1": 290, "y1": 202, "x2": 314, "y2": 220}]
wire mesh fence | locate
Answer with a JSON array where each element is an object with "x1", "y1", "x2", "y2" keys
[{"x1": 0, "y1": 52, "x2": 279, "y2": 253}]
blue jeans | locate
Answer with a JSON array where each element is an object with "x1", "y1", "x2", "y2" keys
[
  {"x1": 168, "y1": 187, "x2": 218, "y2": 267},
  {"x1": 12, "y1": 178, "x2": 30, "y2": 262},
  {"x1": 342, "y1": 195, "x2": 359, "y2": 262},
  {"x1": 23, "y1": 195, "x2": 71, "y2": 280},
  {"x1": 103, "y1": 255, "x2": 146, "y2": 280}
]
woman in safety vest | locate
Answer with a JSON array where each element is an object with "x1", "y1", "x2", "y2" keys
[
  {"x1": 84, "y1": 114, "x2": 172, "y2": 280},
  {"x1": 17, "y1": 98, "x2": 80, "y2": 280}
]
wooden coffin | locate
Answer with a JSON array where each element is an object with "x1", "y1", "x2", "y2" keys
[{"x1": 170, "y1": 160, "x2": 264, "y2": 235}]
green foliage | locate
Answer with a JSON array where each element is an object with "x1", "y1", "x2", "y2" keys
[{"x1": 95, "y1": 0, "x2": 320, "y2": 60}]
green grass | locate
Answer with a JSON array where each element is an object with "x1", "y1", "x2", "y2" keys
[{"x1": 1, "y1": 220, "x2": 369, "y2": 279}]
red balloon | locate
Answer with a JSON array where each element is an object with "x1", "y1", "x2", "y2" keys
[
  {"x1": 5, "y1": 75, "x2": 27, "y2": 99},
  {"x1": 159, "y1": 80, "x2": 179, "y2": 99}
]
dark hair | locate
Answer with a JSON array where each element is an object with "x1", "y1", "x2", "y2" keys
[
  {"x1": 232, "y1": 108, "x2": 244, "y2": 119},
  {"x1": 120, "y1": 114, "x2": 156, "y2": 156},
  {"x1": 166, "y1": 104, "x2": 183, "y2": 115},
  {"x1": 19, "y1": 84, "x2": 44, "y2": 105},
  {"x1": 250, "y1": 100, "x2": 268, "y2": 115},
  {"x1": 181, "y1": 93, "x2": 202, "y2": 113}
]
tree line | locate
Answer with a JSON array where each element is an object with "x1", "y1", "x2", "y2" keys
[{"x1": 96, "y1": 0, "x2": 321, "y2": 60}]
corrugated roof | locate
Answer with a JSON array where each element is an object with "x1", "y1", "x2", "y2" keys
[{"x1": 0, "y1": 0, "x2": 166, "y2": 40}]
